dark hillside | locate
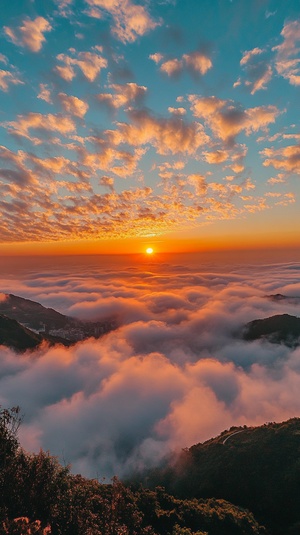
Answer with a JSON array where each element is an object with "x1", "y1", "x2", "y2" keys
[
  {"x1": 243, "y1": 314, "x2": 300, "y2": 346},
  {"x1": 0, "y1": 407, "x2": 266, "y2": 535},
  {"x1": 0, "y1": 293, "x2": 68, "y2": 331},
  {"x1": 0, "y1": 293, "x2": 117, "y2": 343},
  {"x1": 135, "y1": 419, "x2": 300, "y2": 535},
  {"x1": 0, "y1": 314, "x2": 42, "y2": 351}
]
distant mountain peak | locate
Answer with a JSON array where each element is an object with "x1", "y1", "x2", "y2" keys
[
  {"x1": 243, "y1": 313, "x2": 300, "y2": 346},
  {"x1": 0, "y1": 292, "x2": 117, "y2": 348}
]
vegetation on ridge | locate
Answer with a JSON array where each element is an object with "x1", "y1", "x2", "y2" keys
[
  {"x1": 132, "y1": 419, "x2": 300, "y2": 535},
  {"x1": 0, "y1": 407, "x2": 265, "y2": 535}
]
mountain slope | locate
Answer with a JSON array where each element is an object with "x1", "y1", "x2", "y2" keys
[
  {"x1": 243, "y1": 313, "x2": 300, "y2": 346},
  {"x1": 133, "y1": 419, "x2": 300, "y2": 535},
  {"x1": 0, "y1": 293, "x2": 67, "y2": 330},
  {"x1": 0, "y1": 293, "x2": 117, "y2": 343},
  {"x1": 0, "y1": 408, "x2": 266, "y2": 535},
  {"x1": 0, "y1": 314, "x2": 42, "y2": 352}
]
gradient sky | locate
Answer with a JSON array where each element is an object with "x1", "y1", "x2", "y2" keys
[{"x1": 1, "y1": 0, "x2": 300, "y2": 255}]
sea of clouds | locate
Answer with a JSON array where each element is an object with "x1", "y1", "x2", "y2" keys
[{"x1": 1, "y1": 253, "x2": 300, "y2": 479}]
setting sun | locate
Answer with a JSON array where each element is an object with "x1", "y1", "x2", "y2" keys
[{"x1": 146, "y1": 247, "x2": 154, "y2": 255}]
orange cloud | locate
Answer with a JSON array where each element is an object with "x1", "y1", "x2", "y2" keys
[
  {"x1": 4, "y1": 17, "x2": 52, "y2": 52},
  {"x1": 37, "y1": 84, "x2": 52, "y2": 104},
  {"x1": 97, "y1": 82, "x2": 147, "y2": 109},
  {"x1": 188, "y1": 174, "x2": 208, "y2": 195},
  {"x1": 5, "y1": 113, "x2": 76, "y2": 143},
  {"x1": 240, "y1": 47, "x2": 264, "y2": 66},
  {"x1": 236, "y1": 47, "x2": 272, "y2": 94},
  {"x1": 273, "y1": 20, "x2": 300, "y2": 86},
  {"x1": 182, "y1": 51, "x2": 212, "y2": 75},
  {"x1": 203, "y1": 150, "x2": 229, "y2": 164},
  {"x1": 160, "y1": 58, "x2": 183, "y2": 76},
  {"x1": 261, "y1": 144, "x2": 300, "y2": 173},
  {"x1": 106, "y1": 109, "x2": 210, "y2": 155},
  {"x1": 189, "y1": 95, "x2": 280, "y2": 144},
  {"x1": 151, "y1": 50, "x2": 212, "y2": 78},
  {"x1": 55, "y1": 49, "x2": 107, "y2": 82},
  {"x1": 55, "y1": 0, "x2": 74, "y2": 16},
  {"x1": 168, "y1": 107, "x2": 186, "y2": 116},
  {"x1": 85, "y1": 0, "x2": 159, "y2": 43},
  {"x1": 58, "y1": 93, "x2": 89, "y2": 118},
  {"x1": 0, "y1": 69, "x2": 23, "y2": 92}
]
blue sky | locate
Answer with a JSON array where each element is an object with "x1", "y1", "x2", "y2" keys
[{"x1": 1, "y1": 0, "x2": 300, "y2": 253}]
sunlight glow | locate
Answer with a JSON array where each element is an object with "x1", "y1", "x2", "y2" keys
[{"x1": 146, "y1": 247, "x2": 154, "y2": 255}]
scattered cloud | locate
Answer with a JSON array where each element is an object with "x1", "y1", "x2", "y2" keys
[
  {"x1": 237, "y1": 47, "x2": 272, "y2": 94},
  {"x1": 160, "y1": 58, "x2": 183, "y2": 77},
  {"x1": 240, "y1": 47, "x2": 264, "y2": 66},
  {"x1": 150, "y1": 50, "x2": 212, "y2": 78},
  {"x1": 273, "y1": 20, "x2": 300, "y2": 86},
  {"x1": 55, "y1": 0, "x2": 74, "y2": 16},
  {"x1": 261, "y1": 144, "x2": 300, "y2": 173},
  {"x1": 168, "y1": 107, "x2": 186, "y2": 116},
  {"x1": 37, "y1": 84, "x2": 52, "y2": 104},
  {"x1": 85, "y1": 0, "x2": 160, "y2": 43},
  {"x1": 183, "y1": 51, "x2": 212, "y2": 75},
  {"x1": 58, "y1": 93, "x2": 89, "y2": 118},
  {"x1": 105, "y1": 109, "x2": 210, "y2": 155},
  {"x1": 55, "y1": 48, "x2": 107, "y2": 82},
  {"x1": 0, "y1": 5, "x2": 298, "y2": 248},
  {"x1": 97, "y1": 82, "x2": 147, "y2": 109},
  {"x1": 0, "y1": 69, "x2": 23, "y2": 92},
  {"x1": 189, "y1": 95, "x2": 280, "y2": 145},
  {"x1": 4, "y1": 17, "x2": 52, "y2": 52},
  {"x1": 4, "y1": 113, "x2": 76, "y2": 143}
]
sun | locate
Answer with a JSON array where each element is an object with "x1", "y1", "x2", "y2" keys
[{"x1": 146, "y1": 247, "x2": 154, "y2": 255}]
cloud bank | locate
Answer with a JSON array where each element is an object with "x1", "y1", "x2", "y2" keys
[{"x1": 1, "y1": 257, "x2": 300, "y2": 478}]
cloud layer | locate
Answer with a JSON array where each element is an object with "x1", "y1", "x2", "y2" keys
[{"x1": 1, "y1": 257, "x2": 300, "y2": 478}]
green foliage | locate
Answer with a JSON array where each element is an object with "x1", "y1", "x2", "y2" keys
[
  {"x1": 1, "y1": 406, "x2": 292, "y2": 535},
  {"x1": 0, "y1": 406, "x2": 22, "y2": 518},
  {"x1": 135, "y1": 418, "x2": 300, "y2": 535},
  {"x1": 135, "y1": 488, "x2": 265, "y2": 535}
]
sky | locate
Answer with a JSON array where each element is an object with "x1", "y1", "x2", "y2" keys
[
  {"x1": 1, "y1": 0, "x2": 300, "y2": 255},
  {"x1": 1, "y1": 254, "x2": 300, "y2": 478}
]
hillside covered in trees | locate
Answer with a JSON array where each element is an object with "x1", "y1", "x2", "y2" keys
[
  {"x1": 132, "y1": 419, "x2": 300, "y2": 535},
  {"x1": 2, "y1": 409, "x2": 300, "y2": 534},
  {"x1": 0, "y1": 406, "x2": 266, "y2": 535}
]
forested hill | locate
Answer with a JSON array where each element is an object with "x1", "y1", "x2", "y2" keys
[
  {"x1": 2, "y1": 407, "x2": 300, "y2": 534},
  {"x1": 0, "y1": 407, "x2": 265, "y2": 535},
  {"x1": 132, "y1": 418, "x2": 300, "y2": 535}
]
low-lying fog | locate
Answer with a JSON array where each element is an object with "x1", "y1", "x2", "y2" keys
[{"x1": 1, "y1": 253, "x2": 300, "y2": 478}]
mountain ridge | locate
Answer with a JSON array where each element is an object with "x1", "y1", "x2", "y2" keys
[
  {"x1": 243, "y1": 313, "x2": 300, "y2": 346},
  {"x1": 131, "y1": 418, "x2": 300, "y2": 535},
  {"x1": 0, "y1": 293, "x2": 117, "y2": 349}
]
